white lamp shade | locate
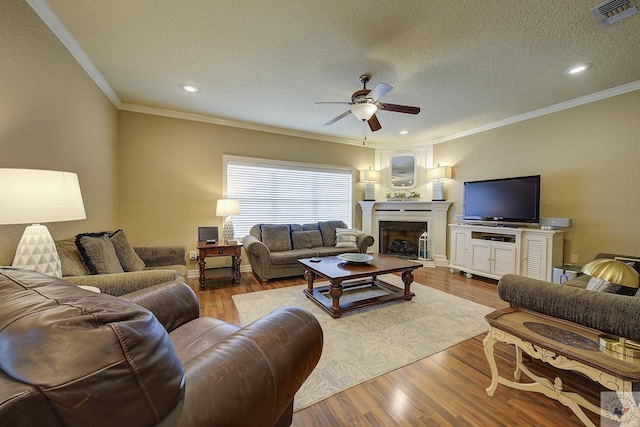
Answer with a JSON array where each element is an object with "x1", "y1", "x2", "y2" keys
[
  {"x1": 359, "y1": 169, "x2": 380, "y2": 183},
  {"x1": 0, "y1": 169, "x2": 86, "y2": 278},
  {"x1": 216, "y1": 199, "x2": 240, "y2": 216},
  {"x1": 426, "y1": 166, "x2": 452, "y2": 182},
  {"x1": 0, "y1": 169, "x2": 86, "y2": 224},
  {"x1": 351, "y1": 103, "x2": 378, "y2": 121}
]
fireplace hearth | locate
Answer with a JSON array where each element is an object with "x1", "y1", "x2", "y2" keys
[{"x1": 379, "y1": 221, "x2": 427, "y2": 260}]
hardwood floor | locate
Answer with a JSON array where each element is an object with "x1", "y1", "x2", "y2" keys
[{"x1": 188, "y1": 267, "x2": 606, "y2": 426}]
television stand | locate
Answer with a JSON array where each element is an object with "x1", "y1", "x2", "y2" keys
[{"x1": 448, "y1": 223, "x2": 563, "y2": 281}]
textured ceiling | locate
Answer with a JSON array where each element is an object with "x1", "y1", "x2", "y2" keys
[{"x1": 39, "y1": 0, "x2": 640, "y2": 146}]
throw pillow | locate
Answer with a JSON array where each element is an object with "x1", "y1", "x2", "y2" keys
[
  {"x1": 261, "y1": 225, "x2": 292, "y2": 252},
  {"x1": 75, "y1": 233, "x2": 124, "y2": 275},
  {"x1": 335, "y1": 228, "x2": 361, "y2": 248},
  {"x1": 292, "y1": 230, "x2": 323, "y2": 249},
  {"x1": 318, "y1": 220, "x2": 346, "y2": 247},
  {"x1": 585, "y1": 276, "x2": 636, "y2": 295},
  {"x1": 56, "y1": 238, "x2": 90, "y2": 277},
  {"x1": 110, "y1": 230, "x2": 146, "y2": 272}
]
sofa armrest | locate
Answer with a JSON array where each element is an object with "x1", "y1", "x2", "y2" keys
[
  {"x1": 498, "y1": 274, "x2": 640, "y2": 341},
  {"x1": 158, "y1": 306, "x2": 323, "y2": 427},
  {"x1": 242, "y1": 235, "x2": 272, "y2": 277},
  {"x1": 134, "y1": 246, "x2": 187, "y2": 267},
  {"x1": 356, "y1": 233, "x2": 374, "y2": 253},
  {"x1": 120, "y1": 281, "x2": 199, "y2": 332},
  {"x1": 64, "y1": 270, "x2": 178, "y2": 296}
]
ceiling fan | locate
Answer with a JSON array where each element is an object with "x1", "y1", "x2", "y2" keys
[{"x1": 316, "y1": 74, "x2": 420, "y2": 132}]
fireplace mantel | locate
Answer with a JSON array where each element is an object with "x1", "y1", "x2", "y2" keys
[{"x1": 358, "y1": 201, "x2": 452, "y2": 266}]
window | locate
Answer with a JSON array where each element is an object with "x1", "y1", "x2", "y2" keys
[{"x1": 224, "y1": 155, "x2": 353, "y2": 238}]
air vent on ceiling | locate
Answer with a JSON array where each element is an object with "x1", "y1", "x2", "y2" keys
[{"x1": 591, "y1": 0, "x2": 638, "y2": 25}]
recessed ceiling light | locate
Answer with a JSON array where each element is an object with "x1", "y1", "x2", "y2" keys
[
  {"x1": 399, "y1": 130, "x2": 409, "y2": 135},
  {"x1": 181, "y1": 84, "x2": 199, "y2": 93},
  {"x1": 564, "y1": 64, "x2": 591, "y2": 75}
]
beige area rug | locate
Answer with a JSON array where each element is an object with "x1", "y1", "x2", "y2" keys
[{"x1": 232, "y1": 274, "x2": 494, "y2": 412}]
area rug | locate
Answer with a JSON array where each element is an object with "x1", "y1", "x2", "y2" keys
[{"x1": 232, "y1": 274, "x2": 493, "y2": 411}]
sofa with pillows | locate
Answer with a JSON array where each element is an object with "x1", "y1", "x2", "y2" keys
[
  {"x1": 497, "y1": 253, "x2": 640, "y2": 341},
  {"x1": 242, "y1": 220, "x2": 374, "y2": 283},
  {"x1": 55, "y1": 230, "x2": 188, "y2": 296}
]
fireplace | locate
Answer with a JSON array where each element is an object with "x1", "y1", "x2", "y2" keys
[
  {"x1": 379, "y1": 221, "x2": 427, "y2": 260},
  {"x1": 358, "y1": 201, "x2": 451, "y2": 267}
]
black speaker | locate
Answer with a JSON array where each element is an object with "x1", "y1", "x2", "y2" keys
[{"x1": 198, "y1": 226, "x2": 218, "y2": 243}]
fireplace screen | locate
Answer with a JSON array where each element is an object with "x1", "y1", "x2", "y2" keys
[{"x1": 379, "y1": 221, "x2": 428, "y2": 260}]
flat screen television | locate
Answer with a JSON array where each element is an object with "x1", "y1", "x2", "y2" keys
[{"x1": 463, "y1": 175, "x2": 541, "y2": 224}]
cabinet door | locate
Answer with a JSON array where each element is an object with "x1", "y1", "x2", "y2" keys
[
  {"x1": 492, "y1": 245, "x2": 517, "y2": 276},
  {"x1": 522, "y1": 234, "x2": 548, "y2": 280},
  {"x1": 451, "y1": 230, "x2": 468, "y2": 266},
  {"x1": 470, "y1": 241, "x2": 492, "y2": 273}
]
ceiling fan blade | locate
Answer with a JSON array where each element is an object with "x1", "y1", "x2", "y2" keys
[
  {"x1": 315, "y1": 101, "x2": 353, "y2": 105},
  {"x1": 324, "y1": 110, "x2": 352, "y2": 126},
  {"x1": 368, "y1": 114, "x2": 382, "y2": 132},
  {"x1": 378, "y1": 103, "x2": 420, "y2": 115},
  {"x1": 367, "y1": 83, "x2": 393, "y2": 103}
]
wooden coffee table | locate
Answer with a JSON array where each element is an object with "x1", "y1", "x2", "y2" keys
[{"x1": 298, "y1": 254, "x2": 421, "y2": 318}]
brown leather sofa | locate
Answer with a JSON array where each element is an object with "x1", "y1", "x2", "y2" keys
[{"x1": 0, "y1": 267, "x2": 323, "y2": 427}]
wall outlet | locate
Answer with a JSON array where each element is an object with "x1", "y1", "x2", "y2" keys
[
  {"x1": 189, "y1": 251, "x2": 198, "y2": 260},
  {"x1": 570, "y1": 254, "x2": 579, "y2": 264}
]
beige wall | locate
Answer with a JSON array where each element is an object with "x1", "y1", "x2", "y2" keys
[
  {"x1": 0, "y1": 0, "x2": 119, "y2": 265},
  {"x1": 434, "y1": 90, "x2": 640, "y2": 264},
  {"x1": 117, "y1": 111, "x2": 375, "y2": 268}
]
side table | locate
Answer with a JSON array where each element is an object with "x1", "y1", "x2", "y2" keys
[
  {"x1": 484, "y1": 307, "x2": 640, "y2": 426},
  {"x1": 197, "y1": 241, "x2": 242, "y2": 289}
]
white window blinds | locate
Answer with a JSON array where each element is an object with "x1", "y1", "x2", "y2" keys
[{"x1": 225, "y1": 157, "x2": 353, "y2": 238}]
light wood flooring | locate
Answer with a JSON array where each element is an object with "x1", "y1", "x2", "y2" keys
[{"x1": 188, "y1": 267, "x2": 608, "y2": 426}]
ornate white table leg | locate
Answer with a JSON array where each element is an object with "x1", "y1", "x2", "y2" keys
[
  {"x1": 514, "y1": 345, "x2": 522, "y2": 380},
  {"x1": 483, "y1": 329, "x2": 499, "y2": 397}
]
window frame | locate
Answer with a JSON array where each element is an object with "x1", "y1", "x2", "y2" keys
[{"x1": 222, "y1": 155, "x2": 355, "y2": 238}]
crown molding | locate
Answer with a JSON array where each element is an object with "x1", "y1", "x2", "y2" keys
[
  {"x1": 412, "y1": 79, "x2": 640, "y2": 147},
  {"x1": 118, "y1": 104, "x2": 364, "y2": 146},
  {"x1": 29, "y1": 0, "x2": 639, "y2": 149},
  {"x1": 26, "y1": 0, "x2": 122, "y2": 107}
]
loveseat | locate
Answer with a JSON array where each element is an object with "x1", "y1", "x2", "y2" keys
[
  {"x1": 497, "y1": 253, "x2": 640, "y2": 341},
  {"x1": 242, "y1": 220, "x2": 374, "y2": 283},
  {"x1": 55, "y1": 229, "x2": 188, "y2": 296},
  {"x1": 0, "y1": 267, "x2": 323, "y2": 427}
]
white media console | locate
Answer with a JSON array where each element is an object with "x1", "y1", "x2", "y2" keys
[{"x1": 448, "y1": 223, "x2": 563, "y2": 282}]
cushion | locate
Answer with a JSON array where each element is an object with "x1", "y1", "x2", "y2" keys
[
  {"x1": 75, "y1": 233, "x2": 124, "y2": 275},
  {"x1": 109, "y1": 230, "x2": 145, "y2": 272},
  {"x1": 261, "y1": 225, "x2": 292, "y2": 252},
  {"x1": 292, "y1": 230, "x2": 323, "y2": 249},
  {"x1": 586, "y1": 276, "x2": 636, "y2": 295},
  {"x1": 335, "y1": 228, "x2": 361, "y2": 248},
  {"x1": 56, "y1": 238, "x2": 90, "y2": 277},
  {"x1": 318, "y1": 220, "x2": 346, "y2": 247}
]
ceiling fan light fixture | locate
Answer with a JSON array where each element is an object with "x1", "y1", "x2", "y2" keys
[{"x1": 351, "y1": 103, "x2": 378, "y2": 121}]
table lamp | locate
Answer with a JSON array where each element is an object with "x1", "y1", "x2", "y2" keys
[
  {"x1": 0, "y1": 169, "x2": 86, "y2": 278},
  {"x1": 216, "y1": 199, "x2": 240, "y2": 243},
  {"x1": 426, "y1": 165, "x2": 452, "y2": 201},
  {"x1": 359, "y1": 168, "x2": 380, "y2": 201},
  {"x1": 582, "y1": 258, "x2": 640, "y2": 357}
]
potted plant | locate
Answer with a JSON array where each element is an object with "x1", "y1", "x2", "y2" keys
[
  {"x1": 404, "y1": 191, "x2": 421, "y2": 201},
  {"x1": 385, "y1": 191, "x2": 406, "y2": 201}
]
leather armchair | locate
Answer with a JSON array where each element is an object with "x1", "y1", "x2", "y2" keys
[{"x1": 0, "y1": 267, "x2": 323, "y2": 427}]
